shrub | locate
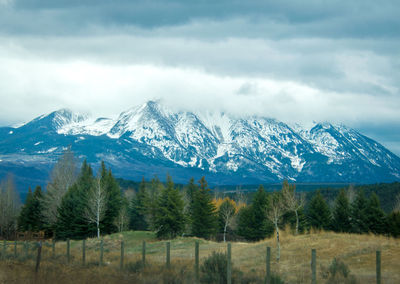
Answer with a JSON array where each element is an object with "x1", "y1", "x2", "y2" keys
[
  {"x1": 125, "y1": 260, "x2": 145, "y2": 273},
  {"x1": 200, "y1": 251, "x2": 285, "y2": 284},
  {"x1": 200, "y1": 251, "x2": 228, "y2": 284},
  {"x1": 325, "y1": 258, "x2": 358, "y2": 284}
]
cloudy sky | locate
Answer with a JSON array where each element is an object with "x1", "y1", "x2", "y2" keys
[{"x1": 0, "y1": 0, "x2": 399, "y2": 154}]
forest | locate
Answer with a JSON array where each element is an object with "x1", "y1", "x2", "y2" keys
[{"x1": 1, "y1": 148, "x2": 400, "y2": 245}]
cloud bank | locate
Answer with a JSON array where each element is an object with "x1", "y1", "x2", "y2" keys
[{"x1": 0, "y1": 0, "x2": 399, "y2": 154}]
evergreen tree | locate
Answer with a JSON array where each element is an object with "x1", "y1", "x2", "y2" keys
[
  {"x1": 154, "y1": 175, "x2": 186, "y2": 239},
  {"x1": 191, "y1": 176, "x2": 217, "y2": 239},
  {"x1": 101, "y1": 163, "x2": 123, "y2": 234},
  {"x1": 182, "y1": 178, "x2": 198, "y2": 235},
  {"x1": 236, "y1": 206, "x2": 256, "y2": 240},
  {"x1": 281, "y1": 208, "x2": 307, "y2": 234},
  {"x1": 55, "y1": 160, "x2": 95, "y2": 240},
  {"x1": 129, "y1": 177, "x2": 149, "y2": 230},
  {"x1": 146, "y1": 176, "x2": 163, "y2": 230},
  {"x1": 237, "y1": 185, "x2": 273, "y2": 241},
  {"x1": 18, "y1": 186, "x2": 45, "y2": 232},
  {"x1": 350, "y1": 190, "x2": 369, "y2": 234},
  {"x1": 307, "y1": 191, "x2": 331, "y2": 230},
  {"x1": 18, "y1": 188, "x2": 33, "y2": 231},
  {"x1": 186, "y1": 178, "x2": 197, "y2": 220},
  {"x1": 387, "y1": 211, "x2": 400, "y2": 237},
  {"x1": 332, "y1": 189, "x2": 351, "y2": 232},
  {"x1": 365, "y1": 193, "x2": 386, "y2": 234}
]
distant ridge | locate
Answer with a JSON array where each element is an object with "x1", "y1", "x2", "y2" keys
[{"x1": 0, "y1": 101, "x2": 399, "y2": 192}]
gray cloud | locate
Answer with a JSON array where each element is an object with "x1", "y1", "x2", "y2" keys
[{"x1": 0, "y1": 0, "x2": 399, "y2": 155}]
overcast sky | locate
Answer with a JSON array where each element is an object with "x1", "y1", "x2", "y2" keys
[{"x1": 0, "y1": 0, "x2": 399, "y2": 155}]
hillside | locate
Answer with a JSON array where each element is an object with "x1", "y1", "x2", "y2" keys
[{"x1": 1, "y1": 231, "x2": 399, "y2": 283}]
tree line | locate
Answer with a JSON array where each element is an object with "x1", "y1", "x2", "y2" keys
[
  {"x1": 1, "y1": 148, "x2": 400, "y2": 243},
  {"x1": 9, "y1": 148, "x2": 123, "y2": 240}
]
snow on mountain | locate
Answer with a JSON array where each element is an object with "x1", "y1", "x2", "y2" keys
[
  {"x1": 1, "y1": 100, "x2": 400, "y2": 185},
  {"x1": 58, "y1": 117, "x2": 115, "y2": 136}
]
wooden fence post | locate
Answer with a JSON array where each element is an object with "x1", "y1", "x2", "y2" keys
[
  {"x1": 24, "y1": 241, "x2": 28, "y2": 259},
  {"x1": 311, "y1": 249, "x2": 316, "y2": 284},
  {"x1": 142, "y1": 241, "x2": 146, "y2": 266},
  {"x1": 376, "y1": 250, "x2": 381, "y2": 284},
  {"x1": 99, "y1": 238, "x2": 104, "y2": 266},
  {"x1": 195, "y1": 241, "x2": 199, "y2": 283},
  {"x1": 52, "y1": 239, "x2": 55, "y2": 258},
  {"x1": 227, "y1": 243, "x2": 232, "y2": 284},
  {"x1": 120, "y1": 240, "x2": 124, "y2": 270},
  {"x1": 2, "y1": 240, "x2": 6, "y2": 259},
  {"x1": 82, "y1": 239, "x2": 86, "y2": 266},
  {"x1": 35, "y1": 241, "x2": 42, "y2": 273},
  {"x1": 166, "y1": 242, "x2": 171, "y2": 268},
  {"x1": 67, "y1": 239, "x2": 70, "y2": 264},
  {"x1": 14, "y1": 240, "x2": 17, "y2": 258},
  {"x1": 266, "y1": 246, "x2": 271, "y2": 284}
]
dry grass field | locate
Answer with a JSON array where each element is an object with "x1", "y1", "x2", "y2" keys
[{"x1": 0, "y1": 230, "x2": 399, "y2": 283}]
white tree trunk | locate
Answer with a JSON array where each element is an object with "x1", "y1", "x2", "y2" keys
[
  {"x1": 223, "y1": 222, "x2": 228, "y2": 243},
  {"x1": 295, "y1": 209, "x2": 299, "y2": 235},
  {"x1": 275, "y1": 222, "x2": 280, "y2": 262}
]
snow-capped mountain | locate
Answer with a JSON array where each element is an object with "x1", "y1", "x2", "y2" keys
[{"x1": 1, "y1": 101, "x2": 400, "y2": 191}]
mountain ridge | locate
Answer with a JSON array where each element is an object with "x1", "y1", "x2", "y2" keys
[{"x1": 1, "y1": 101, "x2": 399, "y2": 192}]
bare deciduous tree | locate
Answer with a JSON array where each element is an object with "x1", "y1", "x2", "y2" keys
[
  {"x1": 393, "y1": 193, "x2": 400, "y2": 213},
  {"x1": 235, "y1": 186, "x2": 247, "y2": 206},
  {"x1": 216, "y1": 198, "x2": 237, "y2": 242},
  {"x1": 266, "y1": 191, "x2": 286, "y2": 262},
  {"x1": 347, "y1": 184, "x2": 356, "y2": 204},
  {"x1": 42, "y1": 147, "x2": 78, "y2": 226},
  {"x1": 85, "y1": 175, "x2": 107, "y2": 239},
  {"x1": 282, "y1": 180, "x2": 305, "y2": 235},
  {"x1": 0, "y1": 175, "x2": 20, "y2": 239},
  {"x1": 115, "y1": 198, "x2": 129, "y2": 233}
]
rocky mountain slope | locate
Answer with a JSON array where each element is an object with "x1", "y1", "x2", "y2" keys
[{"x1": 1, "y1": 101, "x2": 399, "y2": 191}]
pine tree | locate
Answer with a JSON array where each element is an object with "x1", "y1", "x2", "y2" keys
[
  {"x1": 55, "y1": 160, "x2": 95, "y2": 240},
  {"x1": 307, "y1": 191, "x2": 331, "y2": 230},
  {"x1": 18, "y1": 188, "x2": 34, "y2": 231},
  {"x1": 186, "y1": 178, "x2": 197, "y2": 220},
  {"x1": 129, "y1": 177, "x2": 149, "y2": 230},
  {"x1": 237, "y1": 185, "x2": 273, "y2": 241},
  {"x1": 101, "y1": 163, "x2": 122, "y2": 234},
  {"x1": 146, "y1": 176, "x2": 163, "y2": 230},
  {"x1": 153, "y1": 175, "x2": 186, "y2": 239},
  {"x1": 182, "y1": 178, "x2": 198, "y2": 234},
  {"x1": 18, "y1": 186, "x2": 45, "y2": 232},
  {"x1": 332, "y1": 189, "x2": 351, "y2": 232},
  {"x1": 365, "y1": 193, "x2": 386, "y2": 234},
  {"x1": 31, "y1": 186, "x2": 45, "y2": 231},
  {"x1": 191, "y1": 176, "x2": 217, "y2": 239},
  {"x1": 350, "y1": 190, "x2": 369, "y2": 234},
  {"x1": 236, "y1": 206, "x2": 255, "y2": 240},
  {"x1": 387, "y1": 211, "x2": 400, "y2": 237}
]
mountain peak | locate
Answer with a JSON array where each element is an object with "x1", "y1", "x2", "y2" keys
[{"x1": 4, "y1": 101, "x2": 400, "y2": 185}]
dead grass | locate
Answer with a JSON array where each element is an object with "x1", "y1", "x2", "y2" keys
[{"x1": 0, "y1": 230, "x2": 399, "y2": 283}]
